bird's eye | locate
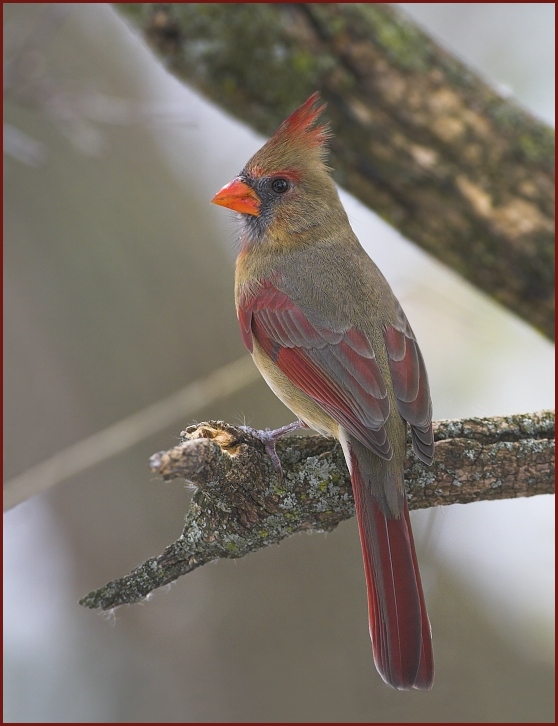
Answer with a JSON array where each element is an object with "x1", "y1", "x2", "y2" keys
[{"x1": 271, "y1": 178, "x2": 289, "y2": 194}]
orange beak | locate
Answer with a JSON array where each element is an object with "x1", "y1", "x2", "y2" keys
[{"x1": 211, "y1": 178, "x2": 260, "y2": 216}]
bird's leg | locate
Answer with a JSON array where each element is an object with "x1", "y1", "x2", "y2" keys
[{"x1": 239, "y1": 420, "x2": 308, "y2": 475}]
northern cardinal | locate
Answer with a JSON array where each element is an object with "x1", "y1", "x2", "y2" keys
[{"x1": 211, "y1": 93, "x2": 434, "y2": 690}]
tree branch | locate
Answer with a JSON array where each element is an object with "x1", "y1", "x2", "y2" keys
[
  {"x1": 116, "y1": 2, "x2": 554, "y2": 339},
  {"x1": 80, "y1": 410, "x2": 554, "y2": 611}
]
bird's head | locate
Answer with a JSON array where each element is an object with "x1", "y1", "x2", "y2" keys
[{"x1": 212, "y1": 93, "x2": 345, "y2": 246}]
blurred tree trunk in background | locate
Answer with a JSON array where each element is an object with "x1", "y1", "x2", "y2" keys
[{"x1": 118, "y1": 2, "x2": 555, "y2": 340}]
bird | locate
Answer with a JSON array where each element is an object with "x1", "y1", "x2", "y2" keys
[{"x1": 211, "y1": 92, "x2": 435, "y2": 690}]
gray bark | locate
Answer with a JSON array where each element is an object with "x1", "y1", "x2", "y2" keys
[{"x1": 80, "y1": 410, "x2": 554, "y2": 610}]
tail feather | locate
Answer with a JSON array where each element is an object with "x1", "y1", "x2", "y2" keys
[
  {"x1": 403, "y1": 502, "x2": 434, "y2": 689},
  {"x1": 349, "y1": 445, "x2": 434, "y2": 690}
]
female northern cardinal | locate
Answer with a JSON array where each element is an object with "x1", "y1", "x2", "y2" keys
[{"x1": 211, "y1": 93, "x2": 434, "y2": 690}]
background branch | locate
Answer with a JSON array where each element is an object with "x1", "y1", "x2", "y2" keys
[
  {"x1": 80, "y1": 409, "x2": 554, "y2": 610},
  {"x1": 117, "y1": 2, "x2": 555, "y2": 340}
]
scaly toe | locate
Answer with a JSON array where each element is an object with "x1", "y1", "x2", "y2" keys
[{"x1": 239, "y1": 421, "x2": 305, "y2": 477}]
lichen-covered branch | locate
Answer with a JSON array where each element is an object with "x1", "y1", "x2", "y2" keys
[
  {"x1": 116, "y1": 3, "x2": 554, "y2": 340},
  {"x1": 80, "y1": 410, "x2": 554, "y2": 611}
]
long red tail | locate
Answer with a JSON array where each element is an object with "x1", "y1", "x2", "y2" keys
[{"x1": 349, "y1": 444, "x2": 434, "y2": 690}]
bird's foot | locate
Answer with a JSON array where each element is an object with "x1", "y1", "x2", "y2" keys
[{"x1": 239, "y1": 420, "x2": 307, "y2": 477}]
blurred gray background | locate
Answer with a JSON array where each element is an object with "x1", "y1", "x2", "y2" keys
[{"x1": 4, "y1": 4, "x2": 554, "y2": 722}]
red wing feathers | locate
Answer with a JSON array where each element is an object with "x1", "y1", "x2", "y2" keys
[
  {"x1": 238, "y1": 282, "x2": 392, "y2": 459},
  {"x1": 238, "y1": 283, "x2": 434, "y2": 464},
  {"x1": 384, "y1": 324, "x2": 434, "y2": 465}
]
